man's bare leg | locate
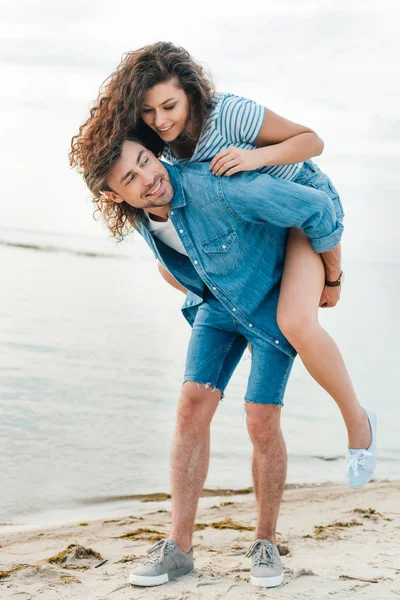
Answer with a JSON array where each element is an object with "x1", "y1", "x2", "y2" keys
[
  {"x1": 169, "y1": 382, "x2": 221, "y2": 552},
  {"x1": 246, "y1": 404, "x2": 286, "y2": 543}
]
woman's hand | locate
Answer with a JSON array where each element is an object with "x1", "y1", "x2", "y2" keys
[
  {"x1": 319, "y1": 285, "x2": 341, "y2": 308},
  {"x1": 210, "y1": 147, "x2": 264, "y2": 176}
]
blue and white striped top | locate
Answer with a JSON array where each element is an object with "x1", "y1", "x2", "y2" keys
[{"x1": 163, "y1": 93, "x2": 303, "y2": 182}]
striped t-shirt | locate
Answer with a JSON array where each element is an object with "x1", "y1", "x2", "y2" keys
[{"x1": 162, "y1": 92, "x2": 303, "y2": 181}]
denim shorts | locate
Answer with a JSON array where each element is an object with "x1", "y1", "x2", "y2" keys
[
  {"x1": 183, "y1": 291, "x2": 294, "y2": 405},
  {"x1": 294, "y1": 160, "x2": 345, "y2": 223}
]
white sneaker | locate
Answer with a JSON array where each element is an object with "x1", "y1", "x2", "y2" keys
[{"x1": 346, "y1": 407, "x2": 377, "y2": 489}]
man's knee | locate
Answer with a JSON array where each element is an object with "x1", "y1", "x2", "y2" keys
[
  {"x1": 245, "y1": 403, "x2": 282, "y2": 444},
  {"x1": 177, "y1": 381, "x2": 221, "y2": 430}
]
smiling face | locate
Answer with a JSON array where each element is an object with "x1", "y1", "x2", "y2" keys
[
  {"x1": 141, "y1": 78, "x2": 190, "y2": 142},
  {"x1": 106, "y1": 141, "x2": 174, "y2": 214}
]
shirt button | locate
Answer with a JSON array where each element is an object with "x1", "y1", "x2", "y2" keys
[
  {"x1": 249, "y1": 323, "x2": 253, "y2": 328},
  {"x1": 222, "y1": 244, "x2": 227, "y2": 249},
  {"x1": 170, "y1": 211, "x2": 174, "y2": 215},
  {"x1": 232, "y1": 308, "x2": 237, "y2": 312},
  {"x1": 275, "y1": 340, "x2": 280, "y2": 344},
  {"x1": 179, "y1": 229, "x2": 184, "y2": 234},
  {"x1": 212, "y1": 287, "x2": 216, "y2": 291},
  {"x1": 194, "y1": 260, "x2": 198, "y2": 265}
]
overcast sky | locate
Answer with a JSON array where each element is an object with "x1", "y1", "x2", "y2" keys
[{"x1": 1, "y1": 0, "x2": 399, "y2": 262}]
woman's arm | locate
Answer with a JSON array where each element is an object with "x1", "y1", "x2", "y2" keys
[
  {"x1": 253, "y1": 109, "x2": 324, "y2": 164},
  {"x1": 211, "y1": 109, "x2": 324, "y2": 176},
  {"x1": 158, "y1": 262, "x2": 188, "y2": 294}
]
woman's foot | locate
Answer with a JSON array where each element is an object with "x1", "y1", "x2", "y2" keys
[{"x1": 346, "y1": 408, "x2": 377, "y2": 489}]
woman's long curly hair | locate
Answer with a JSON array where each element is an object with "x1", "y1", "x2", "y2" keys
[{"x1": 69, "y1": 41, "x2": 215, "y2": 240}]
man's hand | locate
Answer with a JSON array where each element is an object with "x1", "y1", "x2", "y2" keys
[
  {"x1": 320, "y1": 243, "x2": 342, "y2": 308},
  {"x1": 319, "y1": 284, "x2": 341, "y2": 308},
  {"x1": 210, "y1": 148, "x2": 263, "y2": 177}
]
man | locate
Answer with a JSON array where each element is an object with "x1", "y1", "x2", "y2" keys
[{"x1": 80, "y1": 133, "x2": 376, "y2": 588}]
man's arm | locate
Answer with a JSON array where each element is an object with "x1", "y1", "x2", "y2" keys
[
  {"x1": 319, "y1": 243, "x2": 342, "y2": 307},
  {"x1": 321, "y1": 244, "x2": 342, "y2": 282},
  {"x1": 221, "y1": 171, "x2": 343, "y2": 255}
]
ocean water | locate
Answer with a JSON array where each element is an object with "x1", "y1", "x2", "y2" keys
[{"x1": 0, "y1": 227, "x2": 399, "y2": 528}]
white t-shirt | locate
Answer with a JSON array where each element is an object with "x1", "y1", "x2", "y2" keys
[{"x1": 146, "y1": 214, "x2": 188, "y2": 256}]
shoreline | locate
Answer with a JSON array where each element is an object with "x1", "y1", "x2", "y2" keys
[
  {"x1": 80, "y1": 480, "x2": 338, "y2": 504},
  {"x1": 0, "y1": 480, "x2": 360, "y2": 534},
  {"x1": 1, "y1": 480, "x2": 399, "y2": 599}
]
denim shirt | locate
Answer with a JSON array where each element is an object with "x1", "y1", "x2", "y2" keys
[{"x1": 135, "y1": 162, "x2": 343, "y2": 359}]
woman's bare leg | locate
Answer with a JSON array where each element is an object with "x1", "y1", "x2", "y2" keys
[
  {"x1": 158, "y1": 262, "x2": 187, "y2": 294},
  {"x1": 277, "y1": 229, "x2": 370, "y2": 449}
]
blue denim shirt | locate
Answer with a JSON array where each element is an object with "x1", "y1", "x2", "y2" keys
[{"x1": 135, "y1": 162, "x2": 343, "y2": 359}]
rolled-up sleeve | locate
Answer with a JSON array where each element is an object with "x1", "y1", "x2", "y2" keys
[{"x1": 310, "y1": 222, "x2": 344, "y2": 253}]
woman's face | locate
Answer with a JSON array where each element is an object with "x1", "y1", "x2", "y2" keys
[{"x1": 141, "y1": 78, "x2": 190, "y2": 142}]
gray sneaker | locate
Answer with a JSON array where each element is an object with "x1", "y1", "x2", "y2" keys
[
  {"x1": 246, "y1": 539, "x2": 284, "y2": 587},
  {"x1": 128, "y1": 539, "x2": 194, "y2": 587}
]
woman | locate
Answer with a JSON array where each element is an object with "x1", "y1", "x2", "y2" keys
[{"x1": 70, "y1": 42, "x2": 376, "y2": 487}]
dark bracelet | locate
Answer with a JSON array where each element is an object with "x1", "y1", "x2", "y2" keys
[{"x1": 325, "y1": 271, "x2": 344, "y2": 287}]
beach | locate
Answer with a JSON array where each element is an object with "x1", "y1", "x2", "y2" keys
[
  {"x1": 1, "y1": 481, "x2": 399, "y2": 599},
  {"x1": 1, "y1": 3, "x2": 399, "y2": 598}
]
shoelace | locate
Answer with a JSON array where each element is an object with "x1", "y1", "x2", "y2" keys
[
  {"x1": 245, "y1": 540, "x2": 275, "y2": 567},
  {"x1": 144, "y1": 540, "x2": 174, "y2": 565},
  {"x1": 347, "y1": 449, "x2": 372, "y2": 477}
]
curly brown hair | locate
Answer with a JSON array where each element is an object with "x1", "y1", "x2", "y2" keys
[{"x1": 69, "y1": 41, "x2": 215, "y2": 240}]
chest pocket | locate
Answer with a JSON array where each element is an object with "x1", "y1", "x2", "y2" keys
[{"x1": 201, "y1": 228, "x2": 243, "y2": 276}]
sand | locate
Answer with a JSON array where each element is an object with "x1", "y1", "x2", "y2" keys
[{"x1": 1, "y1": 481, "x2": 399, "y2": 599}]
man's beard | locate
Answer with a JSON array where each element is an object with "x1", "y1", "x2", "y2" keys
[
  {"x1": 144, "y1": 178, "x2": 173, "y2": 208},
  {"x1": 146, "y1": 195, "x2": 170, "y2": 208}
]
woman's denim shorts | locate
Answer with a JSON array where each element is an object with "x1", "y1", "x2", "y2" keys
[{"x1": 183, "y1": 291, "x2": 293, "y2": 405}]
